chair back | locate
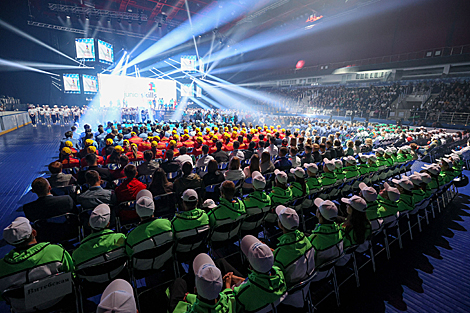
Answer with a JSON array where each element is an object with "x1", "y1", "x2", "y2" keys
[
  {"x1": 50, "y1": 185, "x2": 77, "y2": 197},
  {"x1": 153, "y1": 192, "x2": 177, "y2": 219},
  {"x1": 241, "y1": 206, "x2": 270, "y2": 231},
  {"x1": 131, "y1": 232, "x2": 174, "y2": 271},
  {"x1": 75, "y1": 254, "x2": 128, "y2": 284},
  {"x1": 210, "y1": 215, "x2": 245, "y2": 242},
  {"x1": 316, "y1": 252, "x2": 346, "y2": 272},
  {"x1": 174, "y1": 225, "x2": 210, "y2": 253},
  {"x1": 33, "y1": 213, "x2": 80, "y2": 245}
]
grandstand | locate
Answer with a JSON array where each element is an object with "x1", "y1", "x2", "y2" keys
[{"x1": 1, "y1": 0, "x2": 470, "y2": 312}]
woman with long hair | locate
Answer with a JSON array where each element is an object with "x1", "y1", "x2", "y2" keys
[
  {"x1": 106, "y1": 146, "x2": 123, "y2": 164},
  {"x1": 290, "y1": 167, "x2": 309, "y2": 198},
  {"x1": 341, "y1": 196, "x2": 371, "y2": 249},
  {"x1": 242, "y1": 154, "x2": 261, "y2": 189},
  {"x1": 203, "y1": 159, "x2": 224, "y2": 186},
  {"x1": 224, "y1": 156, "x2": 245, "y2": 182},
  {"x1": 260, "y1": 151, "x2": 275, "y2": 174},
  {"x1": 148, "y1": 168, "x2": 174, "y2": 197}
]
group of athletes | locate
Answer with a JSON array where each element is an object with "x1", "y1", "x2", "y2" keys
[{"x1": 28, "y1": 105, "x2": 84, "y2": 127}]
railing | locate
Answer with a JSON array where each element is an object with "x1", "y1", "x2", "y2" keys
[{"x1": 409, "y1": 111, "x2": 470, "y2": 126}]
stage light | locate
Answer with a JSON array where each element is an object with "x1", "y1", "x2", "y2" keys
[
  {"x1": 128, "y1": 19, "x2": 132, "y2": 24},
  {"x1": 213, "y1": 28, "x2": 218, "y2": 34},
  {"x1": 158, "y1": 22, "x2": 162, "y2": 27},
  {"x1": 85, "y1": 14, "x2": 89, "y2": 20},
  {"x1": 117, "y1": 18, "x2": 121, "y2": 23},
  {"x1": 107, "y1": 17, "x2": 111, "y2": 22},
  {"x1": 162, "y1": 14, "x2": 167, "y2": 22},
  {"x1": 66, "y1": 15, "x2": 70, "y2": 19}
]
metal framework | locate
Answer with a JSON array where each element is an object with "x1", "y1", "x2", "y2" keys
[{"x1": 48, "y1": 3, "x2": 148, "y2": 21}]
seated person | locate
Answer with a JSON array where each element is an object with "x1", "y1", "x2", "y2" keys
[
  {"x1": 289, "y1": 147, "x2": 301, "y2": 168},
  {"x1": 418, "y1": 172, "x2": 433, "y2": 198},
  {"x1": 170, "y1": 253, "x2": 235, "y2": 313},
  {"x1": 273, "y1": 206, "x2": 315, "y2": 308},
  {"x1": 359, "y1": 182, "x2": 382, "y2": 232},
  {"x1": 267, "y1": 170, "x2": 292, "y2": 223},
  {"x1": 367, "y1": 154, "x2": 379, "y2": 173},
  {"x1": 224, "y1": 156, "x2": 245, "y2": 183},
  {"x1": 97, "y1": 279, "x2": 137, "y2": 313},
  {"x1": 392, "y1": 177, "x2": 414, "y2": 212},
  {"x1": 196, "y1": 145, "x2": 214, "y2": 168},
  {"x1": 343, "y1": 156, "x2": 359, "y2": 180},
  {"x1": 340, "y1": 196, "x2": 371, "y2": 249},
  {"x1": 77, "y1": 153, "x2": 113, "y2": 185},
  {"x1": 171, "y1": 189, "x2": 209, "y2": 253},
  {"x1": 242, "y1": 171, "x2": 271, "y2": 228},
  {"x1": 439, "y1": 158, "x2": 455, "y2": 184},
  {"x1": 0, "y1": 217, "x2": 73, "y2": 310},
  {"x1": 47, "y1": 161, "x2": 76, "y2": 188},
  {"x1": 137, "y1": 150, "x2": 159, "y2": 177},
  {"x1": 115, "y1": 164, "x2": 147, "y2": 203},
  {"x1": 320, "y1": 158, "x2": 337, "y2": 188},
  {"x1": 231, "y1": 235, "x2": 287, "y2": 313},
  {"x1": 175, "y1": 146, "x2": 194, "y2": 166},
  {"x1": 202, "y1": 159, "x2": 225, "y2": 186},
  {"x1": 160, "y1": 149, "x2": 182, "y2": 175},
  {"x1": 72, "y1": 204, "x2": 126, "y2": 283},
  {"x1": 210, "y1": 141, "x2": 229, "y2": 164},
  {"x1": 334, "y1": 159, "x2": 346, "y2": 181},
  {"x1": 208, "y1": 181, "x2": 246, "y2": 229},
  {"x1": 125, "y1": 190, "x2": 172, "y2": 270},
  {"x1": 274, "y1": 147, "x2": 292, "y2": 170},
  {"x1": 80, "y1": 146, "x2": 104, "y2": 168},
  {"x1": 304, "y1": 163, "x2": 321, "y2": 191},
  {"x1": 377, "y1": 182, "x2": 400, "y2": 225},
  {"x1": 77, "y1": 170, "x2": 116, "y2": 211},
  {"x1": 23, "y1": 177, "x2": 77, "y2": 222},
  {"x1": 409, "y1": 174, "x2": 425, "y2": 204},
  {"x1": 173, "y1": 162, "x2": 204, "y2": 196},
  {"x1": 289, "y1": 167, "x2": 309, "y2": 198},
  {"x1": 309, "y1": 199, "x2": 343, "y2": 272},
  {"x1": 147, "y1": 168, "x2": 174, "y2": 197},
  {"x1": 357, "y1": 154, "x2": 370, "y2": 176},
  {"x1": 111, "y1": 155, "x2": 130, "y2": 180}
]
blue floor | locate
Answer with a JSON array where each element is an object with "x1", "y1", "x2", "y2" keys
[{"x1": 0, "y1": 124, "x2": 470, "y2": 312}]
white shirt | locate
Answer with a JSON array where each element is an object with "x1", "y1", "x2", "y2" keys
[
  {"x1": 289, "y1": 155, "x2": 301, "y2": 168},
  {"x1": 175, "y1": 154, "x2": 194, "y2": 166},
  {"x1": 230, "y1": 149, "x2": 245, "y2": 161},
  {"x1": 266, "y1": 144, "x2": 279, "y2": 157},
  {"x1": 196, "y1": 154, "x2": 214, "y2": 168}
]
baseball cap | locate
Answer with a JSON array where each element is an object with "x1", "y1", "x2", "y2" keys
[
  {"x1": 422, "y1": 164, "x2": 440, "y2": 175},
  {"x1": 345, "y1": 156, "x2": 356, "y2": 164},
  {"x1": 305, "y1": 163, "x2": 318, "y2": 174},
  {"x1": 182, "y1": 189, "x2": 198, "y2": 202},
  {"x1": 193, "y1": 253, "x2": 223, "y2": 301},
  {"x1": 252, "y1": 171, "x2": 266, "y2": 190},
  {"x1": 323, "y1": 158, "x2": 336, "y2": 171},
  {"x1": 392, "y1": 177, "x2": 414, "y2": 191},
  {"x1": 385, "y1": 148, "x2": 394, "y2": 156},
  {"x1": 383, "y1": 182, "x2": 400, "y2": 202},
  {"x1": 334, "y1": 159, "x2": 343, "y2": 169},
  {"x1": 274, "y1": 169, "x2": 288, "y2": 184},
  {"x1": 290, "y1": 167, "x2": 305, "y2": 178},
  {"x1": 359, "y1": 182, "x2": 378, "y2": 202},
  {"x1": 202, "y1": 199, "x2": 217, "y2": 210},
  {"x1": 314, "y1": 199, "x2": 338, "y2": 221},
  {"x1": 341, "y1": 195, "x2": 367, "y2": 212},
  {"x1": 408, "y1": 174, "x2": 423, "y2": 186},
  {"x1": 3, "y1": 217, "x2": 32, "y2": 246},
  {"x1": 241, "y1": 235, "x2": 274, "y2": 273},
  {"x1": 89, "y1": 204, "x2": 111, "y2": 230},
  {"x1": 97, "y1": 279, "x2": 137, "y2": 313},
  {"x1": 275, "y1": 205, "x2": 299, "y2": 230},
  {"x1": 368, "y1": 155, "x2": 377, "y2": 162},
  {"x1": 358, "y1": 154, "x2": 368, "y2": 162},
  {"x1": 418, "y1": 172, "x2": 432, "y2": 184},
  {"x1": 374, "y1": 147, "x2": 385, "y2": 154},
  {"x1": 135, "y1": 189, "x2": 155, "y2": 218}
]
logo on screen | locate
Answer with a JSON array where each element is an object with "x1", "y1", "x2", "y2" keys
[{"x1": 149, "y1": 82, "x2": 156, "y2": 92}]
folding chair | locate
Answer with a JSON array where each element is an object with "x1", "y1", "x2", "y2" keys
[
  {"x1": 208, "y1": 215, "x2": 246, "y2": 261},
  {"x1": 33, "y1": 213, "x2": 81, "y2": 248},
  {"x1": 310, "y1": 253, "x2": 345, "y2": 307},
  {"x1": 173, "y1": 226, "x2": 211, "y2": 277}
]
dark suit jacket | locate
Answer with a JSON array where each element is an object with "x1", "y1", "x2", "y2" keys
[
  {"x1": 23, "y1": 195, "x2": 77, "y2": 222},
  {"x1": 210, "y1": 150, "x2": 229, "y2": 164},
  {"x1": 160, "y1": 159, "x2": 182, "y2": 174},
  {"x1": 312, "y1": 151, "x2": 322, "y2": 162},
  {"x1": 77, "y1": 166, "x2": 113, "y2": 185}
]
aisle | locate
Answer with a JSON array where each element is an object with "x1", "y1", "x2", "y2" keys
[{"x1": 0, "y1": 123, "x2": 68, "y2": 257}]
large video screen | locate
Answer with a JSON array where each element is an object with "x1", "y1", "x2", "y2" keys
[
  {"x1": 63, "y1": 74, "x2": 81, "y2": 94},
  {"x1": 181, "y1": 84, "x2": 194, "y2": 97},
  {"x1": 75, "y1": 38, "x2": 95, "y2": 61},
  {"x1": 181, "y1": 55, "x2": 197, "y2": 72},
  {"x1": 98, "y1": 40, "x2": 114, "y2": 64},
  {"x1": 83, "y1": 75, "x2": 98, "y2": 94},
  {"x1": 98, "y1": 74, "x2": 177, "y2": 108}
]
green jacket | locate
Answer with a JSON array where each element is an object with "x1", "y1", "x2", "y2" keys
[
  {"x1": 273, "y1": 230, "x2": 315, "y2": 287},
  {"x1": 343, "y1": 165, "x2": 359, "y2": 179},
  {"x1": 358, "y1": 164, "x2": 370, "y2": 175},
  {"x1": 377, "y1": 157, "x2": 387, "y2": 168},
  {"x1": 412, "y1": 189, "x2": 425, "y2": 204},
  {"x1": 269, "y1": 186, "x2": 293, "y2": 205},
  {"x1": 368, "y1": 162, "x2": 379, "y2": 173},
  {"x1": 397, "y1": 153, "x2": 407, "y2": 163},
  {"x1": 125, "y1": 218, "x2": 172, "y2": 256},
  {"x1": 72, "y1": 229, "x2": 126, "y2": 267},
  {"x1": 384, "y1": 157, "x2": 394, "y2": 167},
  {"x1": 391, "y1": 154, "x2": 398, "y2": 164},
  {"x1": 171, "y1": 208, "x2": 209, "y2": 236},
  {"x1": 290, "y1": 181, "x2": 309, "y2": 198},
  {"x1": 243, "y1": 191, "x2": 271, "y2": 213},
  {"x1": 0, "y1": 242, "x2": 73, "y2": 300},
  {"x1": 341, "y1": 222, "x2": 372, "y2": 248},
  {"x1": 377, "y1": 195, "x2": 399, "y2": 217},
  {"x1": 335, "y1": 169, "x2": 346, "y2": 181},
  {"x1": 173, "y1": 289, "x2": 236, "y2": 313},
  {"x1": 306, "y1": 177, "x2": 321, "y2": 190},
  {"x1": 233, "y1": 266, "x2": 287, "y2": 313},
  {"x1": 440, "y1": 170, "x2": 455, "y2": 184},
  {"x1": 365, "y1": 200, "x2": 380, "y2": 221},
  {"x1": 320, "y1": 172, "x2": 337, "y2": 187},
  {"x1": 309, "y1": 223, "x2": 343, "y2": 265},
  {"x1": 428, "y1": 176, "x2": 439, "y2": 190},
  {"x1": 208, "y1": 198, "x2": 246, "y2": 228},
  {"x1": 424, "y1": 185, "x2": 433, "y2": 198},
  {"x1": 396, "y1": 193, "x2": 413, "y2": 212}
]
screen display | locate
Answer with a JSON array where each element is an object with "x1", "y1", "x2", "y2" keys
[
  {"x1": 75, "y1": 38, "x2": 95, "y2": 61},
  {"x1": 83, "y1": 75, "x2": 98, "y2": 94},
  {"x1": 181, "y1": 55, "x2": 197, "y2": 72},
  {"x1": 63, "y1": 74, "x2": 81, "y2": 94},
  {"x1": 98, "y1": 40, "x2": 114, "y2": 64},
  {"x1": 181, "y1": 83, "x2": 194, "y2": 97},
  {"x1": 196, "y1": 85, "x2": 202, "y2": 98},
  {"x1": 98, "y1": 74, "x2": 177, "y2": 108}
]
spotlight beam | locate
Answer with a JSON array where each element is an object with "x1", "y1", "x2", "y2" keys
[
  {"x1": 15, "y1": 61, "x2": 94, "y2": 70},
  {"x1": 0, "y1": 58, "x2": 60, "y2": 76}
]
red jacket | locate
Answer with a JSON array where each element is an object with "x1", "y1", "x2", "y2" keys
[{"x1": 115, "y1": 178, "x2": 147, "y2": 203}]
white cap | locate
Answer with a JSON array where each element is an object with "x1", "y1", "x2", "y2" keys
[
  {"x1": 323, "y1": 158, "x2": 336, "y2": 171},
  {"x1": 304, "y1": 163, "x2": 318, "y2": 174},
  {"x1": 314, "y1": 199, "x2": 338, "y2": 221},
  {"x1": 3, "y1": 217, "x2": 32, "y2": 246},
  {"x1": 252, "y1": 171, "x2": 266, "y2": 190},
  {"x1": 418, "y1": 172, "x2": 432, "y2": 184},
  {"x1": 89, "y1": 204, "x2": 111, "y2": 230},
  {"x1": 345, "y1": 156, "x2": 356, "y2": 165},
  {"x1": 368, "y1": 155, "x2": 377, "y2": 162},
  {"x1": 359, "y1": 182, "x2": 378, "y2": 202},
  {"x1": 182, "y1": 189, "x2": 198, "y2": 202},
  {"x1": 241, "y1": 235, "x2": 274, "y2": 273},
  {"x1": 135, "y1": 189, "x2": 155, "y2": 218},
  {"x1": 202, "y1": 199, "x2": 217, "y2": 210},
  {"x1": 275, "y1": 205, "x2": 299, "y2": 230},
  {"x1": 290, "y1": 167, "x2": 305, "y2": 178},
  {"x1": 97, "y1": 279, "x2": 137, "y2": 313},
  {"x1": 408, "y1": 174, "x2": 423, "y2": 186},
  {"x1": 392, "y1": 177, "x2": 414, "y2": 191},
  {"x1": 374, "y1": 147, "x2": 385, "y2": 155},
  {"x1": 358, "y1": 154, "x2": 368, "y2": 162},
  {"x1": 334, "y1": 159, "x2": 343, "y2": 169},
  {"x1": 193, "y1": 253, "x2": 223, "y2": 301},
  {"x1": 383, "y1": 182, "x2": 400, "y2": 202},
  {"x1": 341, "y1": 195, "x2": 367, "y2": 212},
  {"x1": 384, "y1": 148, "x2": 394, "y2": 156},
  {"x1": 274, "y1": 169, "x2": 288, "y2": 184}
]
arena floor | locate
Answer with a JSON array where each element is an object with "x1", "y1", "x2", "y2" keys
[{"x1": 0, "y1": 123, "x2": 469, "y2": 312}]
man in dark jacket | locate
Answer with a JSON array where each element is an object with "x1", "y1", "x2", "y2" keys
[
  {"x1": 160, "y1": 149, "x2": 182, "y2": 174},
  {"x1": 301, "y1": 145, "x2": 315, "y2": 165},
  {"x1": 210, "y1": 141, "x2": 229, "y2": 164},
  {"x1": 77, "y1": 153, "x2": 113, "y2": 185}
]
